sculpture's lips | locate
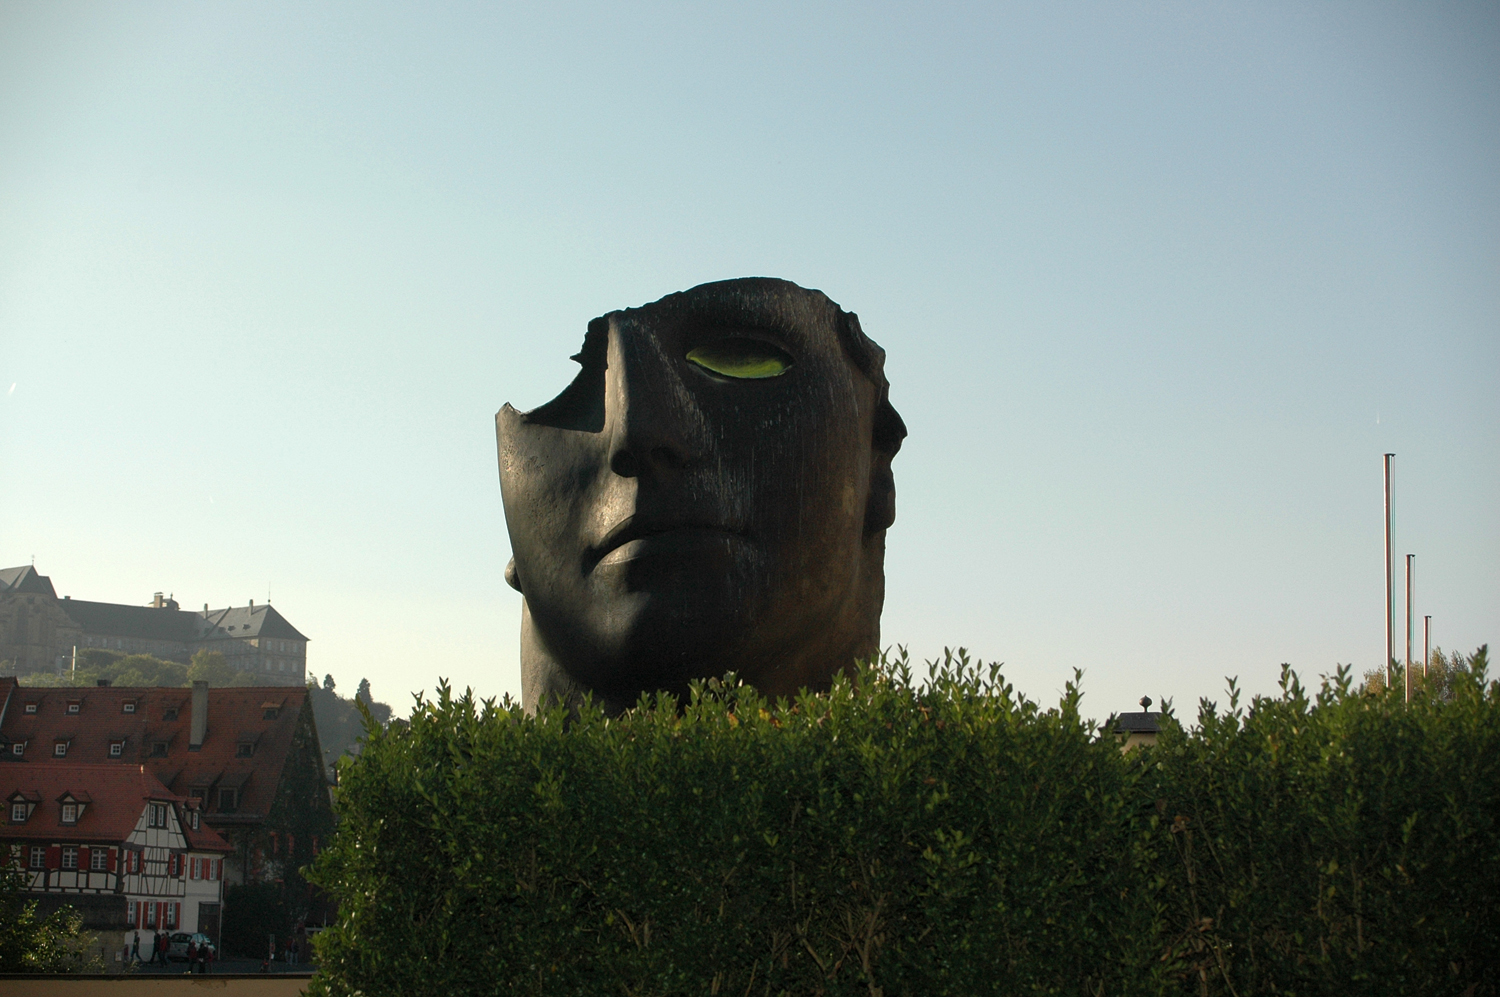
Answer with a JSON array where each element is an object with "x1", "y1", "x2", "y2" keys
[{"x1": 588, "y1": 517, "x2": 746, "y2": 569}]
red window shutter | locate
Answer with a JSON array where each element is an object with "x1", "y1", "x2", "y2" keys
[
  {"x1": 45, "y1": 846, "x2": 60, "y2": 870},
  {"x1": 78, "y1": 847, "x2": 89, "y2": 869},
  {"x1": 107, "y1": 848, "x2": 117, "y2": 872},
  {"x1": 215, "y1": 859, "x2": 222, "y2": 880}
]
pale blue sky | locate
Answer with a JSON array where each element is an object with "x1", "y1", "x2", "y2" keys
[{"x1": 2, "y1": 2, "x2": 1495, "y2": 719}]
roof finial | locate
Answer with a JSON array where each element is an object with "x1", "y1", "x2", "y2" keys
[{"x1": 1139, "y1": 695, "x2": 1153, "y2": 711}]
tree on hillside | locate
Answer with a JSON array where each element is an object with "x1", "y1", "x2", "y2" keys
[
  {"x1": 186, "y1": 649, "x2": 260, "y2": 687},
  {"x1": 356, "y1": 678, "x2": 393, "y2": 727},
  {"x1": 307, "y1": 677, "x2": 395, "y2": 773},
  {"x1": 10, "y1": 650, "x2": 299, "y2": 690},
  {"x1": 110, "y1": 654, "x2": 189, "y2": 687},
  {"x1": 9, "y1": 653, "x2": 185, "y2": 688}
]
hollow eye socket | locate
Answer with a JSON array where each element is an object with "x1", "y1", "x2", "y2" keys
[{"x1": 685, "y1": 339, "x2": 794, "y2": 380}]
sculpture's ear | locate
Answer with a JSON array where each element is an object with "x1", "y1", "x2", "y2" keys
[
  {"x1": 864, "y1": 396, "x2": 906, "y2": 537},
  {"x1": 504, "y1": 557, "x2": 522, "y2": 592}
]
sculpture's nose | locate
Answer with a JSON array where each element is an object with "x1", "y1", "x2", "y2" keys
[{"x1": 604, "y1": 318, "x2": 702, "y2": 479}]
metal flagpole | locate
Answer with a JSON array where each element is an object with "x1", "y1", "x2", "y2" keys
[
  {"x1": 1405, "y1": 553, "x2": 1414, "y2": 704},
  {"x1": 1384, "y1": 454, "x2": 1395, "y2": 691},
  {"x1": 1424, "y1": 615, "x2": 1431, "y2": 682}
]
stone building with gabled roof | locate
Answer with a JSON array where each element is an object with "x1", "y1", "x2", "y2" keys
[{"x1": 0, "y1": 564, "x2": 309, "y2": 683}]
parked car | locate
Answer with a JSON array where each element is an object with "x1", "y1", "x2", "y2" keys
[{"x1": 166, "y1": 932, "x2": 215, "y2": 962}]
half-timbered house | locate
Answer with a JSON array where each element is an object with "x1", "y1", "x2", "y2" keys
[{"x1": 2, "y1": 764, "x2": 231, "y2": 961}]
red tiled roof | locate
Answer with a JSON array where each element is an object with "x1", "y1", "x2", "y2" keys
[
  {"x1": 0, "y1": 686, "x2": 317, "y2": 828},
  {"x1": 181, "y1": 810, "x2": 233, "y2": 853},
  {"x1": 0, "y1": 763, "x2": 228, "y2": 852}
]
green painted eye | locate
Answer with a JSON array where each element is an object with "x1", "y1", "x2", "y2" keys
[{"x1": 686, "y1": 339, "x2": 794, "y2": 379}]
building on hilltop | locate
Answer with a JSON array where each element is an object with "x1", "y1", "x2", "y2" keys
[
  {"x1": 0, "y1": 679, "x2": 334, "y2": 904},
  {"x1": 0, "y1": 762, "x2": 232, "y2": 964},
  {"x1": 0, "y1": 565, "x2": 309, "y2": 684}
]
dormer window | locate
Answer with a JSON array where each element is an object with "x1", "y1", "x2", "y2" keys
[
  {"x1": 163, "y1": 708, "x2": 179, "y2": 721},
  {"x1": 188, "y1": 811, "x2": 200, "y2": 830},
  {"x1": 23, "y1": 703, "x2": 37, "y2": 714},
  {"x1": 66, "y1": 701, "x2": 80, "y2": 714},
  {"x1": 236, "y1": 742, "x2": 254, "y2": 758},
  {"x1": 10, "y1": 742, "x2": 24, "y2": 757},
  {"x1": 148, "y1": 803, "x2": 168, "y2": 828},
  {"x1": 109, "y1": 741, "x2": 124, "y2": 758},
  {"x1": 263, "y1": 708, "x2": 279, "y2": 720},
  {"x1": 122, "y1": 701, "x2": 137, "y2": 714},
  {"x1": 9, "y1": 802, "x2": 27, "y2": 823},
  {"x1": 150, "y1": 742, "x2": 168, "y2": 758},
  {"x1": 218, "y1": 788, "x2": 237, "y2": 813},
  {"x1": 53, "y1": 741, "x2": 69, "y2": 758},
  {"x1": 61, "y1": 803, "x2": 78, "y2": 824}
]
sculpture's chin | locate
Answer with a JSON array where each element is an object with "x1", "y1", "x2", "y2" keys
[
  {"x1": 520, "y1": 577, "x2": 763, "y2": 711},
  {"x1": 576, "y1": 594, "x2": 758, "y2": 689}
]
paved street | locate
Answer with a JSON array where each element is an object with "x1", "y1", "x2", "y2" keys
[{"x1": 126, "y1": 959, "x2": 313, "y2": 975}]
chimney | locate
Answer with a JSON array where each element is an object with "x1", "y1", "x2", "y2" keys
[
  {"x1": 190, "y1": 680, "x2": 208, "y2": 751},
  {"x1": 96, "y1": 678, "x2": 111, "y2": 687},
  {"x1": 249, "y1": 599, "x2": 255, "y2": 612},
  {"x1": 153, "y1": 592, "x2": 165, "y2": 608}
]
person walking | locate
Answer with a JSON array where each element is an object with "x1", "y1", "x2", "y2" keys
[
  {"x1": 130, "y1": 930, "x2": 141, "y2": 964},
  {"x1": 195, "y1": 940, "x2": 208, "y2": 975},
  {"x1": 187, "y1": 939, "x2": 198, "y2": 973},
  {"x1": 155, "y1": 929, "x2": 169, "y2": 965},
  {"x1": 203, "y1": 942, "x2": 215, "y2": 975}
]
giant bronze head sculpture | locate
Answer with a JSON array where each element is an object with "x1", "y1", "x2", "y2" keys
[{"x1": 497, "y1": 278, "x2": 905, "y2": 713}]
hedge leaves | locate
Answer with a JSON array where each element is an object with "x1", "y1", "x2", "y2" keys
[{"x1": 307, "y1": 649, "x2": 1497, "y2": 996}]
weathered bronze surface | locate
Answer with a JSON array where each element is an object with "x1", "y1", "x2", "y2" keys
[{"x1": 496, "y1": 278, "x2": 905, "y2": 713}]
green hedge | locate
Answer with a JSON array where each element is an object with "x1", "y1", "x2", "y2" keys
[{"x1": 306, "y1": 650, "x2": 1497, "y2": 996}]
